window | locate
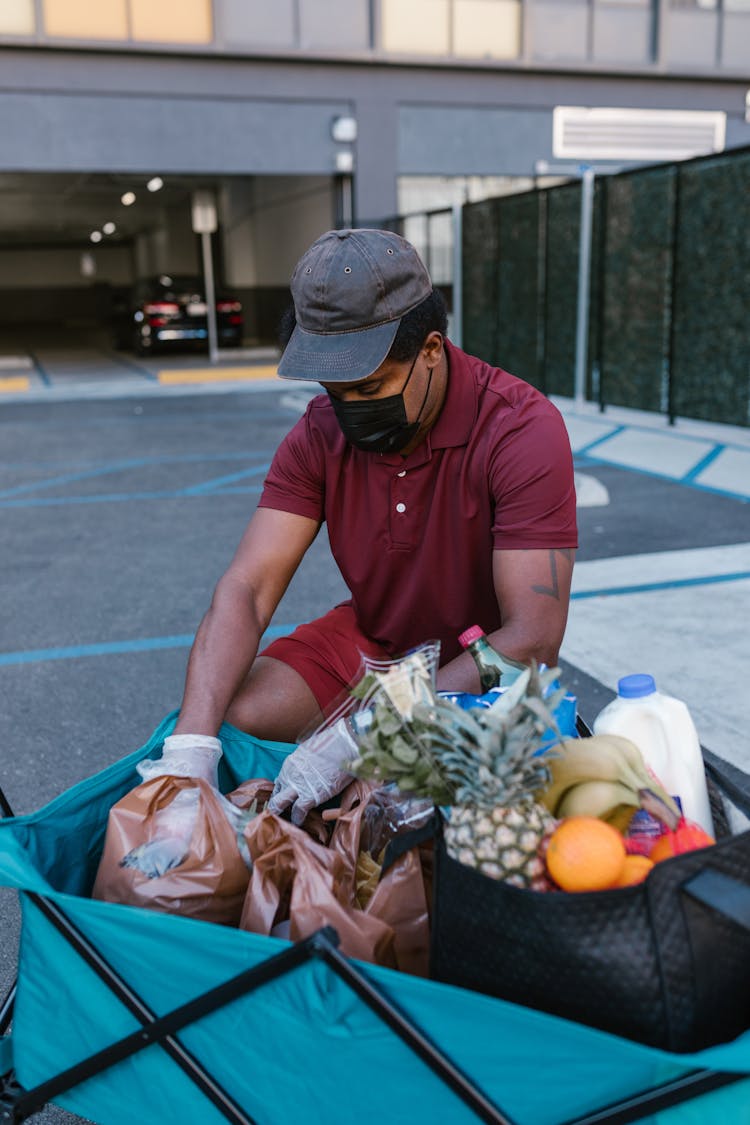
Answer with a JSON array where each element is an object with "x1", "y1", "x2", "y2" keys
[
  {"x1": 42, "y1": 0, "x2": 212, "y2": 43},
  {"x1": 381, "y1": 0, "x2": 450, "y2": 54},
  {"x1": 382, "y1": 0, "x2": 520, "y2": 58},
  {"x1": 669, "y1": 0, "x2": 718, "y2": 8},
  {"x1": 0, "y1": 0, "x2": 35, "y2": 34},
  {"x1": 453, "y1": 0, "x2": 520, "y2": 58},
  {"x1": 43, "y1": 0, "x2": 128, "y2": 39},
  {"x1": 130, "y1": 0, "x2": 212, "y2": 43}
]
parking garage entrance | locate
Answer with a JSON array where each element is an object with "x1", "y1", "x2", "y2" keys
[{"x1": 0, "y1": 170, "x2": 342, "y2": 384}]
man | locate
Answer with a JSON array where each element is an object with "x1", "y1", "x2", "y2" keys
[{"x1": 169, "y1": 228, "x2": 577, "y2": 819}]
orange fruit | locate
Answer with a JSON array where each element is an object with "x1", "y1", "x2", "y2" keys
[
  {"x1": 650, "y1": 820, "x2": 715, "y2": 864},
  {"x1": 546, "y1": 816, "x2": 626, "y2": 892},
  {"x1": 611, "y1": 854, "x2": 653, "y2": 886}
]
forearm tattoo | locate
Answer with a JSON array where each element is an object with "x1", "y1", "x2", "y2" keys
[{"x1": 532, "y1": 549, "x2": 574, "y2": 601}]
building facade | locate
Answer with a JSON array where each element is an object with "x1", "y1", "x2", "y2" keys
[{"x1": 1, "y1": 0, "x2": 748, "y2": 341}]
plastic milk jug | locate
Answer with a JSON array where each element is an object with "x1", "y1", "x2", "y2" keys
[{"x1": 593, "y1": 674, "x2": 714, "y2": 837}]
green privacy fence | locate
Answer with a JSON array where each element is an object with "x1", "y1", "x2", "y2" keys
[
  {"x1": 461, "y1": 146, "x2": 750, "y2": 426},
  {"x1": 384, "y1": 146, "x2": 749, "y2": 427}
]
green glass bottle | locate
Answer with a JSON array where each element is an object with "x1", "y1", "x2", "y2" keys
[{"x1": 457, "y1": 625, "x2": 526, "y2": 691}]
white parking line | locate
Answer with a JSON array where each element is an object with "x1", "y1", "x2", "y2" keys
[
  {"x1": 574, "y1": 472, "x2": 610, "y2": 508},
  {"x1": 563, "y1": 543, "x2": 750, "y2": 768}
]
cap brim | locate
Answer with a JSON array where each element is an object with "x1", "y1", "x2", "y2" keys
[{"x1": 277, "y1": 319, "x2": 400, "y2": 383}]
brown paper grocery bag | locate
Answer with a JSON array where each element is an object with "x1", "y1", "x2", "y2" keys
[
  {"x1": 227, "y1": 778, "x2": 274, "y2": 811},
  {"x1": 239, "y1": 811, "x2": 396, "y2": 966},
  {"x1": 368, "y1": 846, "x2": 430, "y2": 977},
  {"x1": 92, "y1": 775, "x2": 250, "y2": 926},
  {"x1": 329, "y1": 782, "x2": 430, "y2": 977}
]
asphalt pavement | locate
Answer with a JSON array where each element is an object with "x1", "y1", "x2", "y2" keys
[{"x1": 1, "y1": 359, "x2": 749, "y2": 1124}]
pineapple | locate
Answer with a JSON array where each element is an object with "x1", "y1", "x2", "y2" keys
[{"x1": 349, "y1": 659, "x2": 564, "y2": 889}]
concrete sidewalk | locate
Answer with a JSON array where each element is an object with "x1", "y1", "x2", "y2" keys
[
  {"x1": 553, "y1": 396, "x2": 750, "y2": 503},
  {"x1": 0, "y1": 346, "x2": 282, "y2": 399},
  {"x1": 550, "y1": 397, "x2": 750, "y2": 771}
]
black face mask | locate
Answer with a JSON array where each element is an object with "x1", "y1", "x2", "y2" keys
[{"x1": 329, "y1": 353, "x2": 433, "y2": 454}]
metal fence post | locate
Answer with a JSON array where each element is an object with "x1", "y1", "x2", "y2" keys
[
  {"x1": 594, "y1": 175, "x2": 609, "y2": 413},
  {"x1": 574, "y1": 166, "x2": 595, "y2": 404},
  {"x1": 536, "y1": 191, "x2": 548, "y2": 393},
  {"x1": 665, "y1": 164, "x2": 682, "y2": 427},
  {"x1": 452, "y1": 203, "x2": 463, "y2": 348}
]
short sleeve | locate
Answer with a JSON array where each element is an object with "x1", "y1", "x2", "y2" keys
[
  {"x1": 488, "y1": 402, "x2": 578, "y2": 550},
  {"x1": 258, "y1": 410, "x2": 325, "y2": 522}
]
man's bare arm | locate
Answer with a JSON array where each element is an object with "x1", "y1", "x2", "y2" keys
[
  {"x1": 173, "y1": 507, "x2": 321, "y2": 736},
  {"x1": 436, "y1": 547, "x2": 575, "y2": 692}
]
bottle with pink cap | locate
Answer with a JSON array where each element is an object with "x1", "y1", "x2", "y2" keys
[{"x1": 457, "y1": 625, "x2": 526, "y2": 692}]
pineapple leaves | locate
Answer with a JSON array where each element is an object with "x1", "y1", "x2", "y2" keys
[{"x1": 347, "y1": 658, "x2": 568, "y2": 811}]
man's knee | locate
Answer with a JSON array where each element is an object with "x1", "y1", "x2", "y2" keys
[{"x1": 224, "y1": 656, "x2": 323, "y2": 742}]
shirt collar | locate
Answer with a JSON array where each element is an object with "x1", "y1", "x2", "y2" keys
[
  {"x1": 428, "y1": 339, "x2": 477, "y2": 450},
  {"x1": 374, "y1": 339, "x2": 477, "y2": 467}
]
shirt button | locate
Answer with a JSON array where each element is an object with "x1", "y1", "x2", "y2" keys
[
  {"x1": 397, "y1": 470, "x2": 406, "y2": 477},
  {"x1": 396, "y1": 502, "x2": 406, "y2": 513}
]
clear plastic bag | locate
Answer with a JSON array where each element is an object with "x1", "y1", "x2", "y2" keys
[{"x1": 268, "y1": 642, "x2": 442, "y2": 824}]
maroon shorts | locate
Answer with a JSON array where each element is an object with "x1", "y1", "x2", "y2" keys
[{"x1": 259, "y1": 604, "x2": 390, "y2": 713}]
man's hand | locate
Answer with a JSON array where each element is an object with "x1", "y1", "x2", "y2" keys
[
  {"x1": 267, "y1": 717, "x2": 358, "y2": 825},
  {"x1": 137, "y1": 733, "x2": 223, "y2": 786}
]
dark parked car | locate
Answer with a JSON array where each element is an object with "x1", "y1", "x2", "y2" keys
[{"x1": 114, "y1": 275, "x2": 244, "y2": 355}]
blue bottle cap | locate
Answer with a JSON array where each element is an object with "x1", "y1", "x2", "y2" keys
[{"x1": 617, "y1": 674, "x2": 656, "y2": 699}]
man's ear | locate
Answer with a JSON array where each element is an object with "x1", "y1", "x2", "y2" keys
[{"x1": 422, "y1": 331, "x2": 444, "y2": 365}]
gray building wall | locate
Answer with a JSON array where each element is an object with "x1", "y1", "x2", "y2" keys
[
  {"x1": 1, "y1": 0, "x2": 749, "y2": 339},
  {"x1": 1, "y1": 47, "x2": 748, "y2": 223}
]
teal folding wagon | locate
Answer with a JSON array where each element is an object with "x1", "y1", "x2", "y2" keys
[{"x1": 2, "y1": 713, "x2": 750, "y2": 1125}]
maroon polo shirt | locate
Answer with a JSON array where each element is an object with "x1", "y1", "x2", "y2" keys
[{"x1": 259, "y1": 341, "x2": 577, "y2": 665}]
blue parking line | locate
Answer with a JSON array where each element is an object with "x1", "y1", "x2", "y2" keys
[
  {"x1": 574, "y1": 453, "x2": 750, "y2": 503},
  {"x1": 0, "y1": 486, "x2": 264, "y2": 507},
  {"x1": 102, "y1": 350, "x2": 159, "y2": 381},
  {"x1": 572, "y1": 570, "x2": 750, "y2": 600},
  {"x1": 0, "y1": 453, "x2": 272, "y2": 501},
  {"x1": 681, "y1": 444, "x2": 725, "y2": 483},
  {"x1": 565, "y1": 411, "x2": 750, "y2": 453},
  {"x1": 1, "y1": 406, "x2": 298, "y2": 431},
  {"x1": 0, "y1": 623, "x2": 296, "y2": 667},
  {"x1": 0, "y1": 457, "x2": 155, "y2": 498},
  {"x1": 0, "y1": 452, "x2": 273, "y2": 497},
  {"x1": 0, "y1": 451, "x2": 274, "y2": 471},
  {"x1": 573, "y1": 425, "x2": 626, "y2": 457},
  {"x1": 27, "y1": 352, "x2": 52, "y2": 386},
  {"x1": 180, "y1": 464, "x2": 270, "y2": 494}
]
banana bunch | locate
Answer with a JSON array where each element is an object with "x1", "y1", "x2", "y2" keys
[{"x1": 536, "y1": 733, "x2": 679, "y2": 823}]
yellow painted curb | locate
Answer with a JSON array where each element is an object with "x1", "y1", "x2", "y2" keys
[
  {"x1": 0, "y1": 376, "x2": 30, "y2": 393},
  {"x1": 158, "y1": 365, "x2": 279, "y2": 385}
]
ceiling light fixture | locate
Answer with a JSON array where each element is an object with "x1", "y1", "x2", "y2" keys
[
  {"x1": 102, "y1": 222, "x2": 116, "y2": 235},
  {"x1": 90, "y1": 231, "x2": 103, "y2": 243},
  {"x1": 121, "y1": 191, "x2": 136, "y2": 206},
  {"x1": 331, "y1": 116, "x2": 357, "y2": 143},
  {"x1": 146, "y1": 176, "x2": 164, "y2": 192}
]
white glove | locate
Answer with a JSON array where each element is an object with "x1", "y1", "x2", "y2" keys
[
  {"x1": 136, "y1": 733, "x2": 223, "y2": 787},
  {"x1": 267, "y1": 717, "x2": 357, "y2": 826}
]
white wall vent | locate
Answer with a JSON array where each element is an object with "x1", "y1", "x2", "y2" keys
[{"x1": 552, "y1": 106, "x2": 726, "y2": 163}]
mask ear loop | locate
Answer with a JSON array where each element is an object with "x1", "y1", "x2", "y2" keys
[{"x1": 412, "y1": 365, "x2": 434, "y2": 428}]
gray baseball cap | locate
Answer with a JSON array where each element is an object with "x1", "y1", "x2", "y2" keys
[{"x1": 277, "y1": 228, "x2": 433, "y2": 383}]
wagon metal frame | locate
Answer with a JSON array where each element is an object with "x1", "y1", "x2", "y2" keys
[{"x1": 2, "y1": 729, "x2": 750, "y2": 1125}]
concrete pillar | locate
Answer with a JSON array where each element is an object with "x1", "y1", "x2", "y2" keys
[{"x1": 353, "y1": 96, "x2": 399, "y2": 226}]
